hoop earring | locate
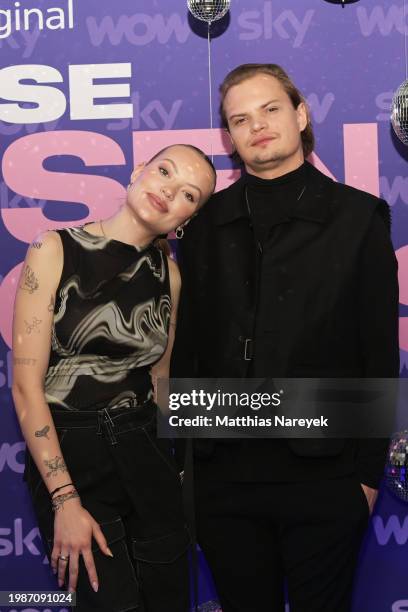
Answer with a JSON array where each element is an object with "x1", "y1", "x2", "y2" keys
[{"x1": 175, "y1": 226, "x2": 184, "y2": 239}]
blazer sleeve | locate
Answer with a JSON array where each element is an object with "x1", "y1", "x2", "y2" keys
[
  {"x1": 169, "y1": 224, "x2": 203, "y2": 471},
  {"x1": 170, "y1": 225, "x2": 199, "y2": 378},
  {"x1": 355, "y1": 201, "x2": 400, "y2": 489}
]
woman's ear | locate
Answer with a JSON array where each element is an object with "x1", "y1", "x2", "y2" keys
[{"x1": 130, "y1": 162, "x2": 146, "y2": 183}]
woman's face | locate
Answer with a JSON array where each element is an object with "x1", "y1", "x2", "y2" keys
[{"x1": 127, "y1": 145, "x2": 215, "y2": 234}]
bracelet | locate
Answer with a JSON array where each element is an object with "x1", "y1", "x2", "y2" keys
[
  {"x1": 52, "y1": 489, "x2": 79, "y2": 512},
  {"x1": 50, "y1": 482, "x2": 74, "y2": 498}
]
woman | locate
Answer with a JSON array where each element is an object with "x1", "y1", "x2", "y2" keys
[{"x1": 12, "y1": 144, "x2": 216, "y2": 611}]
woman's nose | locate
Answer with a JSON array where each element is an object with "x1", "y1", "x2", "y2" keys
[{"x1": 160, "y1": 186, "x2": 174, "y2": 200}]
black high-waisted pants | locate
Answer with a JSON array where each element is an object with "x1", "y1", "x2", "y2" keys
[{"x1": 24, "y1": 401, "x2": 190, "y2": 612}]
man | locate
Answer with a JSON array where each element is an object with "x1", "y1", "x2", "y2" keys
[{"x1": 171, "y1": 64, "x2": 399, "y2": 612}]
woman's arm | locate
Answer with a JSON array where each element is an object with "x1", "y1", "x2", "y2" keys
[
  {"x1": 12, "y1": 231, "x2": 111, "y2": 592},
  {"x1": 12, "y1": 231, "x2": 71, "y2": 494}
]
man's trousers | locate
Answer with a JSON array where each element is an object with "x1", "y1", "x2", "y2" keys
[{"x1": 195, "y1": 475, "x2": 370, "y2": 612}]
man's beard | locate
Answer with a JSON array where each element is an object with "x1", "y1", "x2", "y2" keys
[{"x1": 252, "y1": 150, "x2": 283, "y2": 166}]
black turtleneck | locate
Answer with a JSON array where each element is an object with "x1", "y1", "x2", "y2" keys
[{"x1": 244, "y1": 162, "x2": 307, "y2": 246}]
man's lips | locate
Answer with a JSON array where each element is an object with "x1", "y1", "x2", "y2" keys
[
  {"x1": 147, "y1": 193, "x2": 168, "y2": 213},
  {"x1": 251, "y1": 136, "x2": 276, "y2": 147}
]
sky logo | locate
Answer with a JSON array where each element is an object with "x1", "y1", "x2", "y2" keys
[
  {"x1": 106, "y1": 92, "x2": 183, "y2": 132},
  {"x1": 237, "y1": 3, "x2": 314, "y2": 48},
  {"x1": 0, "y1": 518, "x2": 44, "y2": 557}
]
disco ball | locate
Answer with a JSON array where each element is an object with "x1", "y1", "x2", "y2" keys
[
  {"x1": 386, "y1": 431, "x2": 408, "y2": 502},
  {"x1": 187, "y1": 0, "x2": 230, "y2": 23},
  {"x1": 391, "y1": 80, "x2": 408, "y2": 145}
]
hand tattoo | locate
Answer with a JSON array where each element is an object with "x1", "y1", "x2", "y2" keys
[
  {"x1": 44, "y1": 456, "x2": 67, "y2": 478},
  {"x1": 31, "y1": 241, "x2": 43, "y2": 249},
  {"x1": 24, "y1": 317, "x2": 42, "y2": 334},
  {"x1": 48, "y1": 295, "x2": 55, "y2": 313},
  {"x1": 35, "y1": 425, "x2": 50, "y2": 440},
  {"x1": 20, "y1": 265, "x2": 39, "y2": 294}
]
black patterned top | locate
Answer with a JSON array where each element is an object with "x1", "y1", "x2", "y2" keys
[{"x1": 44, "y1": 224, "x2": 170, "y2": 411}]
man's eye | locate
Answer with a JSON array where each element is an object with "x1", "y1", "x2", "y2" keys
[
  {"x1": 159, "y1": 167, "x2": 169, "y2": 176},
  {"x1": 235, "y1": 117, "x2": 245, "y2": 125},
  {"x1": 268, "y1": 107, "x2": 278, "y2": 113},
  {"x1": 185, "y1": 192, "x2": 195, "y2": 203}
]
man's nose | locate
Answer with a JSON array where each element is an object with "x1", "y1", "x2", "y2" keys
[{"x1": 250, "y1": 116, "x2": 268, "y2": 132}]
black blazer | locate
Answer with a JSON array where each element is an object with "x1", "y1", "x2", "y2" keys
[{"x1": 171, "y1": 162, "x2": 400, "y2": 488}]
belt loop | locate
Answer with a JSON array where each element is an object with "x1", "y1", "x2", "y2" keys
[
  {"x1": 104, "y1": 408, "x2": 115, "y2": 428},
  {"x1": 100, "y1": 407, "x2": 118, "y2": 445},
  {"x1": 97, "y1": 410, "x2": 103, "y2": 435},
  {"x1": 244, "y1": 338, "x2": 253, "y2": 361}
]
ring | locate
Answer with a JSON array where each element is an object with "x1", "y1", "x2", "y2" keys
[{"x1": 58, "y1": 554, "x2": 69, "y2": 561}]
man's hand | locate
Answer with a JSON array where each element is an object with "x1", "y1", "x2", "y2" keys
[{"x1": 361, "y1": 484, "x2": 378, "y2": 515}]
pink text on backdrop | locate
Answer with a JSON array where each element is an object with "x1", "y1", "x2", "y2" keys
[{"x1": 0, "y1": 124, "x2": 406, "y2": 352}]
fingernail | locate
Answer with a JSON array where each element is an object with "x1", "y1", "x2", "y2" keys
[
  {"x1": 58, "y1": 579, "x2": 63, "y2": 587},
  {"x1": 68, "y1": 587, "x2": 75, "y2": 593},
  {"x1": 106, "y1": 547, "x2": 114, "y2": 558},
  {"x1": 92, "y1": 581, "x2": 99, "y2": 593},
  {"x1": 52, "y1": 567, "x2": 57, "y2": 575}
]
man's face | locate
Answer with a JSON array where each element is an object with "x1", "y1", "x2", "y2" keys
[{"x1": 223, "y1": 73, "x2": 308, "y2": 177}]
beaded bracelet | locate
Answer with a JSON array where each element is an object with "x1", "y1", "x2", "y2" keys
[{"x1": 50, "y1": 482, "x2": 74, "y2": 498}]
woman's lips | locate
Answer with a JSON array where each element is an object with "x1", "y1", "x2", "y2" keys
[{"x1": 147, "y1": 193, "x2": 168, "y2": 213}]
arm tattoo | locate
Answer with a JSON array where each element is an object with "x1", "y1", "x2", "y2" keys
[
  {"x1": 31, "y1": 241, "x2": 43, "y2": 249},
  {"x1": 20, "y1": 265, "x2": 39, "y2": 294},
  {"x1": 48, "y1": 295, "x2": 55, "y2": 313},
  {"x1": 52, "y1": 490, "x2": 80, "y2": 511},
  {"x1": 24, "y1": 317, "x2": 42, "y2": 334},
  {"x1": 35, "y1": 425, "x2": 50, "y2": 439},
  {"x1": 13, "y1": 357, "x2": 37, "y2": 366},
  {"x1": 44, "y1": 456, "x2": 67, "y2": 478}
]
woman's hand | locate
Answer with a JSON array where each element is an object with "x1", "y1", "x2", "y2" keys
[{"x1": 51, "y1": 494, "x2": 113, "y2": 593}]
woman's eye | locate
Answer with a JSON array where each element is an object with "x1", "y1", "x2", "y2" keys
[
  {"x1": 159, "y1": 167, "x2": 169, "y2": 177},
  {"x1": 235, "y1": 117, "x2": 245, "y2": 126},
  {"x1": 185, "y1": 192, "x2": 195, "y2": 203}
]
